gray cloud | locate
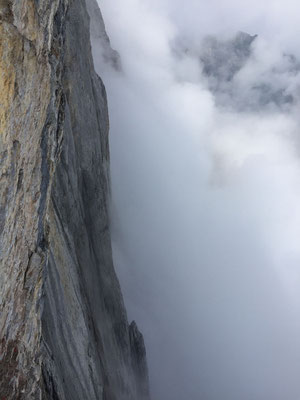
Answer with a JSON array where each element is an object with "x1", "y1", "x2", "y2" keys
[{"x1": 94, "y1": 1, "x2": 300, "y2": 399}]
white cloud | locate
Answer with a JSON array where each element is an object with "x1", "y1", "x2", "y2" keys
[{"x1": 95, "y1": 1, "x2": 300, "y2": 399}]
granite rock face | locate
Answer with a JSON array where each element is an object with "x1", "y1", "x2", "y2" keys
[{"x1": 0, "y1": 1, "x2": 149, "y2": 399}]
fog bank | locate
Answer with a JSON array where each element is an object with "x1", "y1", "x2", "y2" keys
[{"x1": 95, "y1": 1, "x2": 300, "y2": 399}]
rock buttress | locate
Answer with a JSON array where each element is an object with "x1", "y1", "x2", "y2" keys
[{"x1": 0, "y1": 1, "x2": 150, "y2": 399}]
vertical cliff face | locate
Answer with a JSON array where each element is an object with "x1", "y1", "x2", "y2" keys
[{"x1": 0, "y1": 1, "x2": 149, "y2": 399}]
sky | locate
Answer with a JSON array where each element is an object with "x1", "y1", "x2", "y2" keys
[{"x1": 95, "y1": 1, "x2": 300, "y2": 399}]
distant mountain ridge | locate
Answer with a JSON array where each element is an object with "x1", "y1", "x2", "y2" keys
[{"x1": 173, "y1": 31, "x2": 300, "y2": 111}]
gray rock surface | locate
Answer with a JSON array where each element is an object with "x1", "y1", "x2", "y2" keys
[
  {"x1": 0, "y1": 0, "x2": 149, "y2": 399},
  {"x1": 86, "y1": 0, "x2": 121, "y2": 71}
]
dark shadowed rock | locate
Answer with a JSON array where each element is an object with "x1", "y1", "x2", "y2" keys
[{"x1": 129, "y1": 321, "x2": 150, "y2": 400}]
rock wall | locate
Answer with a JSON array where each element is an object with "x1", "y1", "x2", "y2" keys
[{"x1": 0, "y1": 1, "x2": 149, "y2": 399}]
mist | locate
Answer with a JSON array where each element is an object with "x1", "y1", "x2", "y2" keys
[{"x1": 94, "y1": 1, "x2": 300, "y2": 399}]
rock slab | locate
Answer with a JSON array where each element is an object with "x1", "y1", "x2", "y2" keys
[{"x1": 0, "y1": 1, "x2": 150, "y2": 399}]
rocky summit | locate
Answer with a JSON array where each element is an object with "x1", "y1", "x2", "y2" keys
[{"x1": 0, "y1": 0, "x2": 150, "y2": 399}]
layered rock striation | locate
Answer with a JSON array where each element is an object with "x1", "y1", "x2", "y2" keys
[{"x1": 0, "y1": 0, "x2": 149, "y2": 399}]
